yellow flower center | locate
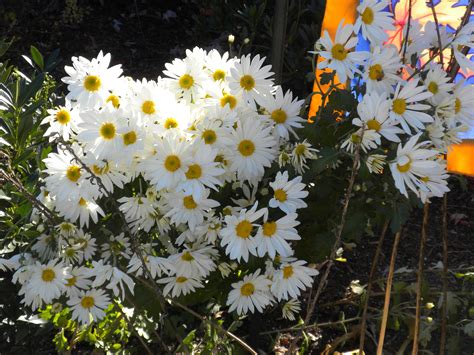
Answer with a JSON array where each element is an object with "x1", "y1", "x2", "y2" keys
[
  {"x1": 99, "y1": 122, "x2": 116, "y2": 140},
  {"x1": 361, "y1": 7, "x2": 374, "y2": 24},
  {"x1": 179, "y1": 74, "x2": 194, "y2": 89},
  {"x1": 66, "y1": 165, "x2": 81, "y2": 182},
  {"x1": 183, "y1": 195, "x2": 197, "y2": 209},
  {"x1": 295, "y1": 144, "x2": 307, "y2": 156},
  {"x1": 106, "y1": 94, "x2": 120, "y2": 108},
  {"x1": 240, "y1": 282, "x2": 255, "y2": 296},
  {"x1": 92, "y1": 163, "x2": 109, "y2": 175},
  {"x1": 79, "y1": 198, "x2": 87, "y2": 206},
  {"x1": 164, "y1": 155, "x2": 181, "y2": 172},
  {"x1": 220, "y1": 94, "x2": 237, "y2": 109},
  {"x1": 81, "y1": 296, "x2": 95, "y2": 309},
  {"x1": 397, "y1": 158, "x2": 412, "y2": 173},
  {"x1": 427, "y1": 81, "x2": 438, "y2": 94},
  {"x1": 185, "y1": 164, "x2": 202, "y2": 179},
  {"x1": 392, "y1": 98, "x2": 406, "y2": 115},
  {"x1": 282, "y1": 265, "x2": 294, "y2": 279},
  {"x1": 176, "y1": 276, "x2": 188, "y2": 283},
  {"x1": 55, "y1": 109, "x2": 71, "y2": 125},
  {"x1": 41, "y1": 268, "x2": 56, "y2": 282},
  {"x1": 420, "y1": 176, "x2": 430, "y2": 183},
  {"x1": 271, "y1": 109, "x2": 287, "y2": 124},
  {"x1": 367, "y1": 119, "x2": 381, "y2": 132},
  {"x1": 181, "y1": 251, "x2": 194, "y2": 261},
  {"x1": 351, "y1": 134, "x2": 362, "y2": 143},
  {"x1": 123, "y1": 131, "x2": 137, "y2": 146},
  {"x1": 238, "y1": 139, "x2": 255, "y2": 156},
  {"x1": 202, "y1": 129, "x2": 217, "y2": 144},
  {"x1": 240, "y1": 75, "x2": 255, "y2": 91},
  {"x1": 164, "y1": 118, "x2": 178, "y2": 129},
  {"x1": 331, "y1": 43, "x2": 348, "y2": 61},
  {"x1": 142, "y1": 100, "x2": 156, "y2": 115},
  {"x1": 213, "y1": 69, "x2": 226, "y2": 81},
  {"x1": 83, "y1": 75, "x2": 101, "y2": 92},
  {"x1": 262, "y1": 221, "x2": 277, "y2": 237},
  {"x1": 274, "y1": 189, "x2": 287, "y2": 202},
  {"x1": 368, "y1": 64, "x2": 384, "y2": 81},
  {"x1": 66, "y1": 276, "x2": 77, "y2": 287},
  {"x1": 455, "y1": 98, "x2": 461, "y2": 114},
  {"x1": 235, "y1": 220, "x2": 252, "y2": 239}
]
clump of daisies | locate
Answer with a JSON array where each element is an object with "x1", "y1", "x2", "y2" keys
[
  {"x1": 1, "y1": 48, "x2": 320, "y2": 325},
  {"x1": 313, "y1": 1, "x2": 473, "y2": 203}
]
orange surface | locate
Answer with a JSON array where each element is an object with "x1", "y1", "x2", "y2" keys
[
  {"x1": 308, "y1": 0, "x2": 359, "y2": 120},
  {"x1": 447, "y1": 140, "x2": 474, "y2": 177}
]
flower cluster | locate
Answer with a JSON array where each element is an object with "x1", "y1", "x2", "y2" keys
[
  {"x1": 1, "y1": 49, "x2": 320, "y2": 324},
  {"x1": 313, "y1": 0, "x2": 473, "y2": 202}
]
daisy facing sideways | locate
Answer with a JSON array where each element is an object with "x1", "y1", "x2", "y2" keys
[
  {"x1": 271, "y1": 260, "x2": 318, "y2": 301},
  {"x1": 158, "y1": 275, "x2": 204, "y2": 298},
  {"x1": 354, "y1": 0, "x2": 395, "y2": 45},
  {"x1": 227, "y1": 270, "x2": 273, "y2": 315}
]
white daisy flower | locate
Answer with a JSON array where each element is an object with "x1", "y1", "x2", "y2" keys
[
  {"x1": 363, "y1": 45, "x2": 402, "y2": 95},
  {"x1": 282, "y1": 299, "x2": 301, "y2": 321},
  {"x1": 57, "y1": 196, "x2": 104, "y2": 228},
  {"x1": 164, "y1": 189, "x2": 220, "y2": 231},
  {"x1": 259, "y1": 86, "x2": 305, "y2": 140},
  {"x1": 269, "y1": 171, "x2": 308, "y2": 214},
  {"x1": 220, "y1": 203, "x2": 267, "y2": 262},
  {"x1": 271, "y1": 260, "x2": 318, "y2": 301},
  {"x1": 41, "y1": 101, "x2": 80, "y2": 141},
  {"x1": 204, "y1": 49, "x2": 235, "y2": 84},
  {"x1": 76, "y1": 106, "x2": 128, "y2": 160},
  {"x1": 341, "y1": 128, "x2": 380, "y2": 153},
  {"x1": 140, "y1": 135, "x2": 192, "y2": 190},
  {"x1": 313, "y1": 21, "x2": 369, "y2": 82},
  {"x1": 226, "y1": 270, "x2": 273, "y2": 315},
  {"x1": 62, "y1": 51, "x2": 123, "y2": 109},
  {"x1": 68, "y1": 289, "x2": 111, "y2": 325},
  {"x1": 389, "y1": 79, "x2": 433, "y2": 134},
  {"x1": 89, "y1": 261, "x2": 135, "y2": 300},
  {"x1": 75, "y1": 230, "x2": 97, "y2": 262},
  {"x1": 291, "y1": 140, "x2": 318, "y2": 174},
  {"x1": 389, "y1": 133, "x2": 446, "y2": 198},
  {"x1": 228, "y1": 117, "x2": 277, "y2": 182},
  {"x1": 366, "y1": 154, "x2": 386, "y2": 174},
  {"x1": 255, "y1": 213, "x2": 301, "y2": 259},
  {"x1": 177, "y1": 143, "x2": 225, "y2": 199},
  {"x1": 228, "y1": 54, "x2": 274, "y2": 104},
  {"x1": 64, "y1": 266, "x2": 91, "y2": 297},
  {"x1": 101, "y1": 233, "x2": 132, "y2": 261},
  {"x1": 26, "y1": 259, "x2": 68, "y2": 304},
  {"x1": 127, "y1": 254, "x2": 173, "y2": 279},
  {"x1": 452, "y1": 81, "x2": 474, "y2": 127},
  {"x1": 354, "y1": 0, "x2": 395, "y2": 45},
  {"x1": 85, "y1": 157, "x2": 128, "y2": 194},
  {"x1": 158, "y1": 275, "x2": 204, "y2": 298},
  {"x1": 168, "y1": 246, "x2": 217, "y2": 279},
  {"x1": 163, "y1": 57, "x2": 206, "y2": 103},
  {"x1": 424, "y1": 64, "x2": 454, "y2": 106},
  {"x1": 353, "y1": 91, "x2": 403, "y2": 143},
  {"x1": 451, "y1": 21, "x2": 474, "y2": 72},
  {"x1": 32, "y1": 234, "x2": 56, "y2": 260}
]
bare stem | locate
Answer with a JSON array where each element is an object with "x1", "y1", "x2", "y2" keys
[
  {"x1": 428, "y1": 0, "x2": 444, "y2": 66},
  {"x1": 377, "y1": 230, "x2": 401, "y2": 355},
  {"x1": 412, "y1": 202, "x2": 429, "y2": 355},
  {"x1": 259, "y1": 317, "x2": 361, "y2": 335},
  {"x1": 440, "y1": 194, "x2": 448, "y2": 355},
  {"x1": 359, "y1": 219, "x2": 390, "y2": 353},
  {"x1": 401, "y1": 0, "x2": 412, "y2": 64}
]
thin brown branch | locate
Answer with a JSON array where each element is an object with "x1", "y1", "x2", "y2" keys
[
  {"x1": 377, "y1": 230, "x2": 402, "y2": 355},
  {"x1": 447, "y1": 1, "x2": 473, "y2": 75},
  {"x1": 440, "y1": 194, "x2": 448, "y2": 355},
  {"x1": 401, "y1": 0, "x2": 413, "y2": 64},
  {"x1": 428, "y1": 0, "x2": 444, "y2": 66},
  {"x1": 287, "y1": 128, "x2": 364, "y2": 354},
  {"x1": 412, "y1": 202, "x2": 429, "y2": 355},
  {"x1": 359, "y1": 219, "x2": 390, "y2": 353},
  {"x1": 259, "y1": 317, "x2": 361, "y2": 335}
]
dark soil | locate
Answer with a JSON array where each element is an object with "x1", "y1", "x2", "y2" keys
[{"x1": 1, "y1": 1, "x2": 473, "y2": 354}]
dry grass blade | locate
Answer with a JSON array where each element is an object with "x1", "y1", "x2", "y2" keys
[
  {"x1": 440, "y1": 194, "x2": 448, "y2": 354},
  {"x1": 376, "y1": 230, "x2": 401, "y2": 355},
  {"x1": 412, "y1": 202, "x2": 429, "y2": 355},
  {"x1": 359, "y1": 219, "x2": 390, "y2": 353}
]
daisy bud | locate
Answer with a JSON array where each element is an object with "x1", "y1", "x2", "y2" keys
[
  {"x1": 228, "y1": 34, "x2": 235, "y2": 44},
  {"x1": 244, "y1": 38, "x2": 250, "y2": 44}
]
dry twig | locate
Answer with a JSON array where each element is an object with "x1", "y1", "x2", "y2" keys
[{"x1": 439, "y1": 194, "x2": 448, "y2": 355}]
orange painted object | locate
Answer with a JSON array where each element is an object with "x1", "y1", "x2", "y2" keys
[
  {"x1": 447, "y1": 140, "x2": 474, "y2": 177},
  {"x1": 308, "y1": 0, "x2": 359, "y2": 120}
]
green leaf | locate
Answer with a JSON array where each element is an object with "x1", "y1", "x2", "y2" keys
[{"x1": 30, "y1": 46, "x2": 44, "y2": 71}]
